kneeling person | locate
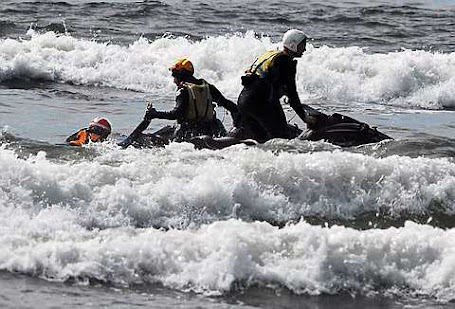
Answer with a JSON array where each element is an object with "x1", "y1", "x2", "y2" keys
[
  {"x1": 137, "y1": 58, "x2": 239, "y2": 142},
  {"x1": 234, "y1": 29, "x2": 311, "y2": 142}
]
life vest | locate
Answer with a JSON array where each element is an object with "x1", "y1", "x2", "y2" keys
[
  {"x1": 66, "y1": 129, "x2": 90, "y2": 146},
  {"x1": 182, "y1": 80, "x2": 214, "y2": 121},
  {"x1": 245, "y1": 50, "x2": 285, "y2": 78},
  {"x1": 66, "y1": 128, "x2": 104, "y2": 146}
]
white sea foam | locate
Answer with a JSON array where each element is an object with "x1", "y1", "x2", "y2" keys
[
  {"x1": 2, "y1": 209, "x2": 455, "y2": 300},
  {"x1": 1, "y1": 141, "x2": 455, "y2": 228},
  {"x1": 1, "y1": 31, "x2": 454, "y2": 109},
  {"x1": 1, "y1": 142, "x2": 455, "y2": 298}
]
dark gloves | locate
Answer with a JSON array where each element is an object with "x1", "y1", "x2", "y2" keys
[
  {"x1": 143, "y1": 101, "x2": 158, "y2": 121},
  {"x1": 118, "y1": 135, "x2": 134, "y2": 148},
  {"x1": 302, "y1": 110, "x2": 330, "y2": 131},
  {"x1": 144, "y1": 107, "x2": 157, "y2": 121},
  {"x1": 119, "y1": 102, "x2": 157, "y2": 149}
]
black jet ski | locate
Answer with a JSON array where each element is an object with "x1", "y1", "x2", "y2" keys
[
  {"x1": 126, "y1": 125, "x2": 258, "y2": 150},
  {"x1": 298, "y1": 111, "x2": 392, "y2": 147},
  {"x1": 186, "y1": 108, "x2": 391, "y2": 149},
  {"x1": 128, "y1": 113, "x2": 390, "y2": 150},
  {"x1": 120, "y1": 104, "x2": 391, "y2": 150}
]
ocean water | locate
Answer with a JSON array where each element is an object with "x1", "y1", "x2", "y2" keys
[{"x1": 1, "y1": 0, "x2": 455, "y2": 308}]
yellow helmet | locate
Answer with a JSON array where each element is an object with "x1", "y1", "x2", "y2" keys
[{"x1": 169, "y1": 58, "x2": 194, "y2": 76}]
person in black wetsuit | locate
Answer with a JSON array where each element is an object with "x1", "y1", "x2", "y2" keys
[
  {"x1": 119, "y1": 58, "x2": 240, "y2": 147},
  {"x1": 232, "y1": 29, "x2": 316, "y2": 143}
]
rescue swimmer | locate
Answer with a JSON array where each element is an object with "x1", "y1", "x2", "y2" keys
[
  {"x1": 66, "y1": 117, "x2": 112, "y2": 146},
  {"x1": 232, "y1": 29, "x2": 318, "y2": 142},
  {"x1": 119, "y1": 58, "x2": 240, "y2": 148}
]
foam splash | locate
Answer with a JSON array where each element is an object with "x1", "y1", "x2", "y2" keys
[
  {"x1": 2, "y1": 211, "x2": 455, "y2": 301},
  {"x1": 302, "y1": 46, "x2": 455, "y2": 109},
  {"x1": 1, "y1": 31, "x2": 455, "y2": 109},
  {"x1": 1, "y1": 141, "x2": 455, "y2": 229},
  {"x1": 1, "y1": 142, "x2": 455, "y2": 299}
]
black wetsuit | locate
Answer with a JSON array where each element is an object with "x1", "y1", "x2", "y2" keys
[
  {"x1": 234, "y1": 53, "x2": 308, "y2": 142},
  {"x1": 145, "y1": 76, "x2": 239, "y2": 142}
]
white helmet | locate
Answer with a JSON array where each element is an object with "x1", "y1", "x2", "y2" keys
[
  {"x1": 282, "y1": 29, "x2": 307, "y2": 52},
  {"x1": 89, "y1": 117, "x2": 112, "y2": 138}
]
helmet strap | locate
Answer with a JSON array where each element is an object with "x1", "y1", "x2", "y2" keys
[{"x1": 283, "y1": 47, "x2": 295, "y2": 58}]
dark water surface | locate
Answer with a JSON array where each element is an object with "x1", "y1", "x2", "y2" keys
[{"x1": 1, "y1": 0, "x2": 455, "y2": 53}]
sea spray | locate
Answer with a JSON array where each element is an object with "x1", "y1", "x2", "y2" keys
[{"x1": 1, "y1": 32, "x2": 455, "y2": 109}]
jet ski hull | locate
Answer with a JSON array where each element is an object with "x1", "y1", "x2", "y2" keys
[
  {"x1": 298, "y1": 112, "x2": 392, "y2": 147},
  {"x1": 127, "y1": 113, "x2": 391, "y2": 149}
]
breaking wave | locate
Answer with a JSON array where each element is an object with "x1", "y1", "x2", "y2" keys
[{"x1": 1, "y1": 31, "x2": 454, "y2": 109}]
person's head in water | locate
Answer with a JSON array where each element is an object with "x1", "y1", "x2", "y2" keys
[
  {"x1": 282, "y1": 29, "x2": 307, "y2": 58},
  {"x1": 66, "y1": 116, "x2": 112, "y2": 146},
  {"x1": 169, "y1": 58, "x2": 194, "y2": 85},
  {"x1": 87, "y1": 117, "x2": 112, "y2": 142}
]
